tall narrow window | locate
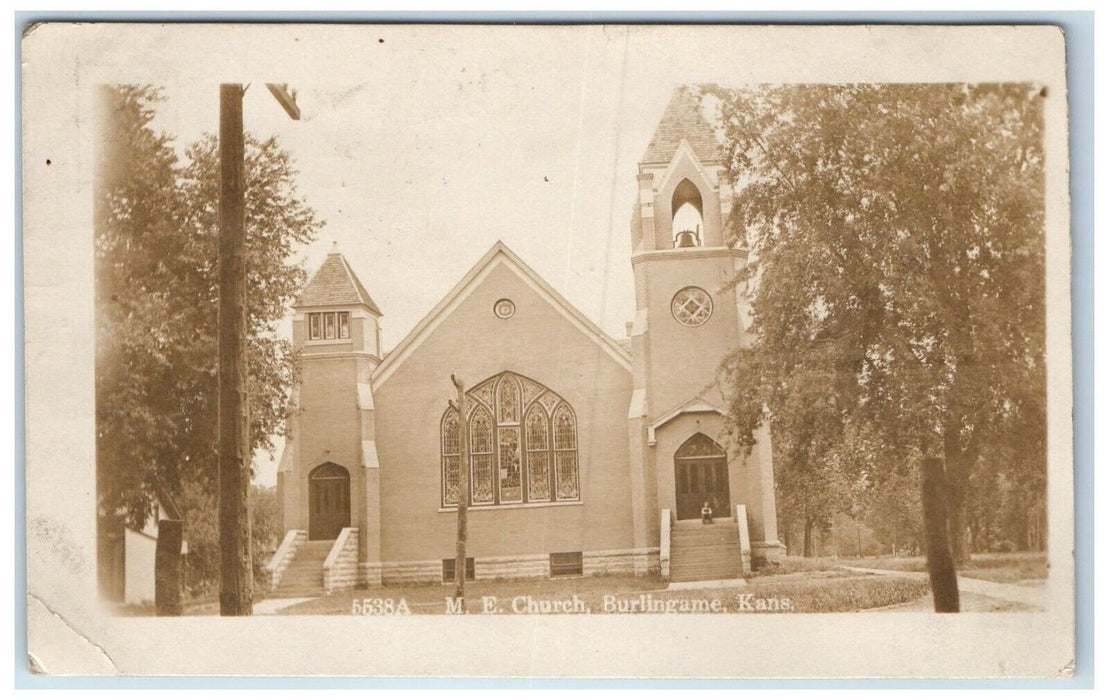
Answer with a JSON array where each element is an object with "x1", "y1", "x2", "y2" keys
[
  {"x1": 441, "y1": 409, "x2": 460, "y2": 506},
  {"x1": 497, "y1": 375, "x2": 520, "y2": 424},
  {"x1": 470, "y1": 408, "x2": 495, "y2": 505},
  {"x1": 338, "y1": 312, "x2": 350, "y2": 339},
  {"x1": 552, "y1": 403, "x2": 579, "y2": 500},
  {"x1": 525, "y1": 404, "x2": 551, "y2": 501},
  {"x1": 498, "y1": 426, "x2": 522, "y2": 503},
  {"x1": 309, "y1": 313, "x2": 322, "y2": 340},
  {"x1": 324, "y1": 312, "x2": 337, "y2": 339},
  {"x1": 440, "y1": 372, "x2": 580, "y2": 507}
]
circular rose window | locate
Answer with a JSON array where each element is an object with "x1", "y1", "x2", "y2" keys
[
  {"x1": 671, "y1": 286, "x2": 713, "y2": 327},
  {"x1": 493, "y1": 298, "x2": 516, "y2": 320}
]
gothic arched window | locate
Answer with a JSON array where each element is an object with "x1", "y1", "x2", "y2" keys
[
  {"x1": 441, "y1": 409, "x2": 461, "y2": 506},
  {"x1": 440, "y1": 371, "x2": 581, "y2": 507},
  {"x1": 470, "y1": 407, "x2": 495, "y2": 505}
]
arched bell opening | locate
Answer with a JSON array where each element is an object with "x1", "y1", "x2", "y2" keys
[{"x1": 671, "y1": 179, "x2": 705, "y2": 248}]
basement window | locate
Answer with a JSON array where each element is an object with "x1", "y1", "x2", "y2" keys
[
  {"x1": 442, "y1": 557, "x2": 475, "y2": 582},
  {"x1": 550, "y1": 551, "x2": 583, "y2": 577}
]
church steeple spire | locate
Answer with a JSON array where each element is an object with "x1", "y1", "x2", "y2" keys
[
  {"x1": 641, "y1": 86, "x2": 723, "y2": 165},
  {"x1": 295, "y1": 248, "x2": 381, "y2": 316}
]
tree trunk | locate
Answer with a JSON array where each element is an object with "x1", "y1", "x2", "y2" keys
[
  {"x1": 451, "y1": 374, "x2": 469, "y2": 608},
  {"x1": 217, "y1": 83, "x2": 253, "y2": 616},
  {"x1": 922, "y1": 456, "x2": 960, "y2": 612},
  {"x1": 155, "y1": 519, "x2": 184, "y2": 616},
  {"x1": 942, "y1": 427, "x2": 979, "y2": 564},
  {"x1": 803, "y1": 517, "x2": 814, "y2": 558},
  {"x1": 947, "y1": 493, "x2": 970, "y2": 563}
]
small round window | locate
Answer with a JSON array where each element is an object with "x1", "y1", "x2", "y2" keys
[
  {"x1": 671, "y1": 287, "x2": 713, "y2": 327},
  {"x1": 493, "y1": 298, "x2": 516, "y2": 320}
]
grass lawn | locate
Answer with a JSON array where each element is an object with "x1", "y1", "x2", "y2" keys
[{"x1": 278, "y1": 570, "x2": 929, "y2": 616}]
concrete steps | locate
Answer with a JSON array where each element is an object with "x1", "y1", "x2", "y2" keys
[
  {"x1": 270, "y1": 539, "x2": 333, "y2": 599},
  {"x1": 669, "y1": 520, "x2": 744, "y2": 583}
]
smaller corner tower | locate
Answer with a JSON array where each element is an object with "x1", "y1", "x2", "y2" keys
[{"x1": 276, "y1": 243, "x2": 385, "y2": 584}]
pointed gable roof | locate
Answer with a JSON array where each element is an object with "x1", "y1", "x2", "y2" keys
[
  {"x1": 641, "y1": 86, "x2": 723, "y2": 165},
  {"x1": 372, "y1": 241, "x2": 631, "y2": 389},
  {"x1": 295, "y1": 250, "x2": 381, "y2": 315}
]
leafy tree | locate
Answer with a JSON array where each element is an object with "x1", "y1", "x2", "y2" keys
[
  {"x1": 710, "y1": 83, "x2": 1046, "y2": 561},
  {"x1": 96, "y1": 85, "x2": 187, "y2": 527},
  {"x1": 96, "y1": 85, "x2": 321, "y2": 587}
]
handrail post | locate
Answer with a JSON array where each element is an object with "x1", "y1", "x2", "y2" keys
[
  {"x1": 735, "y1": 504, "x2": 753, "y2": 575},
  {"x1": 660, "y1": 509, "x2": 672, "y2": 581}
]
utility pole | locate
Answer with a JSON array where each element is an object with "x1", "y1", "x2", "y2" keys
[
  {"x1": 217, "y1": 82, "x2": 300, "y2": 616},
  {"x1": 450, "y1": 374, "x2": 470, "y2": 607}
]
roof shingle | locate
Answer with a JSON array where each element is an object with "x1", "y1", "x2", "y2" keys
[
  {"x1": 295, "y1": 252, "x2": 382, "y2": 314},
  {"x1": 641, "y1": 86, "x2": 723, "y2": 164}
]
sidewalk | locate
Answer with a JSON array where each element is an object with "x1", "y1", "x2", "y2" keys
[
  {"x1": 253, "y1": 597, "x2": 317, "y2": 615},
  {"x1": 842, "y1": 566, "x2": 1046, "y2": 609}
]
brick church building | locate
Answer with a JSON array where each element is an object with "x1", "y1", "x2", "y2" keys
[{"x1": 268, "y1": 87, "x2": 784, "y2": 595}]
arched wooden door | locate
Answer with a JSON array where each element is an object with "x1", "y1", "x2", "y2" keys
[
  {"x1": 309, "y1": 462, "x2": 350, "y2": 540},
  {"x1": 674, "y1": 433, "x2": 731, "y2": 521}
]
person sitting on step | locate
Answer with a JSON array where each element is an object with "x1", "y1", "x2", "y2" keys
[{"x1": 701, "y1": 501, "x2": 713, "y2": 524}]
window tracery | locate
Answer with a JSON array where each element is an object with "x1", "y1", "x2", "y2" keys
[{"x1": 440, "y1": 371, "x2": 580, "y2": 507}]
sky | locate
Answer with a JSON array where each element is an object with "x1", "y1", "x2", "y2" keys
[
  {"x1": 95, "y1": 25, "x2": 756, "y2": 486},
  {"x1": 80, "y1": 23, "x2": 1056, "y2": 486}
]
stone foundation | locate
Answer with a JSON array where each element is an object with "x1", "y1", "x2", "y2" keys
[
  {"x1": 263, "y1": 530, "x2": 306, "y2": 591},
  {"x1": 751, "y1": 540, "x2": 787, "y2": 565},
  {"x1": 367, "y1": 547, "x2": 660, "y2": 587},
  {"x1": 584, "y1": 548, "x2": 659, "y2": 577},
  {"x1": 323, "y1": 528, "x2": 360, "y2": 593},
  {"x1": 357, "y1": 561, "x2": 383, "y2": 588}
]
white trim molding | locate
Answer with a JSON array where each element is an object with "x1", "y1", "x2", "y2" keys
[
  {"x1": 361, "y1": 440, "x2": 381, "y2": 469},
  {"x1": 372, "y1": 241, "x2": 632, "y2": 389},
  {"x1": 656, "y1": 139, "x2": 720, "y2": 192},
  {"x1": 647, "y1": 396, "x2": 727, "y2": 446},
  {"x1": 627, "y1": 389, "x2": 647, "y2": 420}
]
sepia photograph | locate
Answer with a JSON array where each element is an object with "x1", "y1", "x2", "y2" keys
[{"x1": 22, "y1": 22, "x2": 1076, "y2": 678}]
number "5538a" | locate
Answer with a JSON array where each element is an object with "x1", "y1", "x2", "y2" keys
[{"x1": 351, "y1": 598, "x2": 412, "y2": 615}]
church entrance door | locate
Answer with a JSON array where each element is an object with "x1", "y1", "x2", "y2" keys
[
  {"x1": 309, "y1": 463, "x2": 351, "y2": 540},
  {"x1": 674, "y1": 434, "x2": 731, "y2": 521}
]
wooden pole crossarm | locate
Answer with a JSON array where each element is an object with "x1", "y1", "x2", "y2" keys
[{"x1": 265, "y1": 83, "x2": 301, "y2": 120}]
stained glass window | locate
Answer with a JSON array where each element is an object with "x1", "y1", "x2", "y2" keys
[
  {"x1": 470, "y1": 408, "x2": 495, "y2": 504},
  {"x1": 440, "y1": 372, "x2": 579, "y2": 507},
  {"x1": 441, "y1": 410, "x2": 460, "y2": 505},
  {"x1": 552, "y1": 403, "x2": 579, "y2": 500},
  {"x1": 497, "y1": 376, "x2": 520, "y2": 424},
  {"x1": 525, "y1": 405, "x2": 551, "y2": 501},
  {"x1": 498, "y1": 426, "x2": 522, "y2": 503}
]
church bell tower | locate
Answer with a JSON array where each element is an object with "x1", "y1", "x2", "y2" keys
[{"x1": 626, "y1": 87, "x2": 783, "y2": 564}]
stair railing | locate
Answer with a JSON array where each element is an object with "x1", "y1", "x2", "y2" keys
[{"x1": 264, "y1": 530, "x2": 306, "y2": 591}]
